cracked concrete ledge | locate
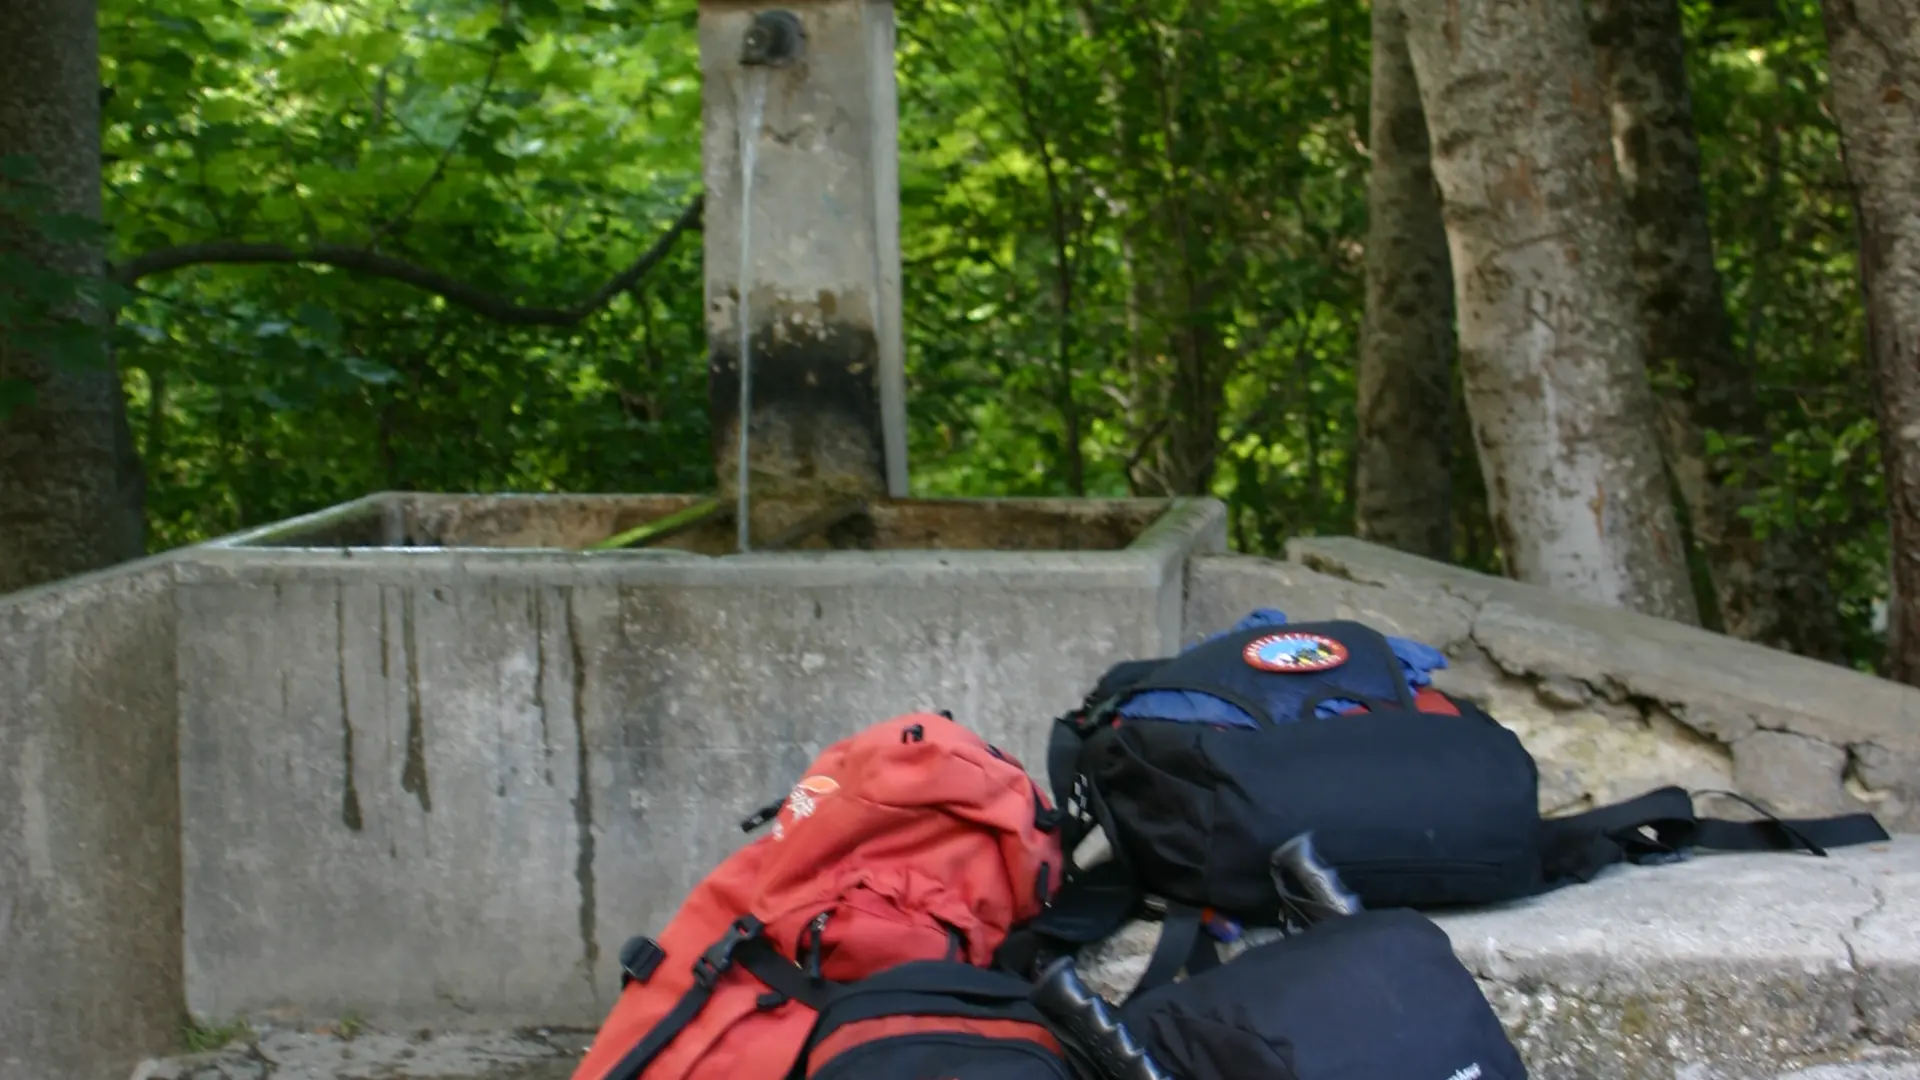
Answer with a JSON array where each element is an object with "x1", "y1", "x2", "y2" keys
[
  {"x1": 1183, "y1": 541, "x2": 1920, "y2": 832},
  {"x1": 1079, "y1": 841, "x2": 1920, "y2": 1080}
]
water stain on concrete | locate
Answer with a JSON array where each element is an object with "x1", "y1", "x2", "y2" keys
[
  {"x1": 400, "y1": 589, "x2": 432, "y2": 814},
  {"x1": 335, "y1": 585, "x2": 363, "y2": 832},
  {"x1": 568, "y1": 587, "x2": 600, "y2": 999}
]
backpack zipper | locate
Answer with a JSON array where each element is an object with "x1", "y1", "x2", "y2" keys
[{"x1": 799, "y1": 910, "x2": 831, "y2": 980}]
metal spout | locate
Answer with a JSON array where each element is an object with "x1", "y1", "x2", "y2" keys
[{"x1": 740, "y1": 10, "x2": 804, "y2": 67}]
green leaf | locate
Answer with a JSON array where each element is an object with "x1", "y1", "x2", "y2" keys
[
  {"x1": 295, "y1": 301, "x2": 343, "y2": 342},
  {"x1": 342, "y1": 356, "x2": 401, "y2": 385},
  {"x1": 148, "y1": 48, "x2": 196, "y2": 79},
  {"x1": 523, "y1": 33, "x2": 560, "y2": 73}
]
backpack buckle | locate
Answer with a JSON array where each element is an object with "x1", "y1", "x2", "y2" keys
[
  {"x1": 1065, "y1": 702, "x2": 1110, "y2": 734},
  {"x1": 692, "y1": 915, "x2": 765, "y2": 989},
  {"x1": 619, "y1": 936, "x2": 665, "y2": 988}
]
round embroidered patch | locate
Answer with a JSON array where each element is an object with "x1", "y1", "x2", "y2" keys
[
  {"x1": 1244, "y1": 632, "x2": 1350, "y2": 673},
  {"x1": 774, "y1": 775, "x2": 841, "y2": 840}
]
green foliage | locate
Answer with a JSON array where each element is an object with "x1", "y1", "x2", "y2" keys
[
  {"x1": 895, "y1": 0, "x2": 1371, "y2": 560},
  {"x1": 1685, "y1": 0, "x2": 1884, "y2": 664},
  {"x1": 80, "y1": 0, "x2": 1887, "y2": 665},
  {"x1": 101, "y1": 0, "x2": 710, "y2": 548}
]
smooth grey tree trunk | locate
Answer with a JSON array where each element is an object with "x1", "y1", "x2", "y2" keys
[
  {"x1": 1403, "y1": 0, "x2": 1701, "y2": 624},
  {"x1": 1820, "y1": 0, "x2": 1920, "y2": 684},
  {"x1": 0, "y1": 0, "x2": 145, "y2": 596},
  {"x1": 1354, "y1": 0, "x2": 1456, "y2": 561},
  {"x1": 1590, "y1": 0, "x2": 1846, "y2": 659}
]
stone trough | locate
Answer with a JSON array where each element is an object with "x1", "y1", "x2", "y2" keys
[{"x1": 167, "y1": 491, "x2": 1220, "y2": 1037}]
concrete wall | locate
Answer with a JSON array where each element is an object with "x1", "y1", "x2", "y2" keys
[
  {"x1": 174, "y1": 499, "x2": 1222, "y2": 1030},
  {"x1": 0, "y1": 562, "x2": 184, "y2": 1080},
  {"x1": 1187, "y1": 539, "x2": 1920, "y2": 830}
]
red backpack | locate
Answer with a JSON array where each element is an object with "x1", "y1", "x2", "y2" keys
[{"x1": 570, "y1": 712, "x2": 1065, "y2": 1080}]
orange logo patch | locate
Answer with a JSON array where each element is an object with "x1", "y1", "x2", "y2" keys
[{"x1": 773, "y1": 775, "x2": 840, "y2": 840}]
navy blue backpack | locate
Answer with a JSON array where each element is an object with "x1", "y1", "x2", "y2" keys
[
  {"x1": 1018, "y1": 610, "x2": 1889, "y2": 1001},
  {"x1": 1123, "y1": 909, "x2": 1527, "y2": 1080}
]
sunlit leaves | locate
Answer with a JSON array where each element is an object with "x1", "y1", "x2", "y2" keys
[
  {"x1": 97, "y1": 0, "x2": 707, "y2": 548},
  {"x1": 895, "y1": 0, "x2": 1369, "y2": 536}
]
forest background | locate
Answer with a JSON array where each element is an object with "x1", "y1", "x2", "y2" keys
[{"x1": 0, "y1": 0, "x2": 1905, "y2": 681}]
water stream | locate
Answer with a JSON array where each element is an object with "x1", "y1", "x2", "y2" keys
[{"x1": 735, "y1": 67, "x2": 770, "y2": 553}]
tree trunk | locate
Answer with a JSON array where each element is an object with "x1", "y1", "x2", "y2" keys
[
  {"x1": 1354, "y1": 0, "x2": 1456, "y2": 560},
  {"x1": 1403, "y1": 0, "x2": 1701, "y2": 624},
  {"x1": 0, "y1": 0, "x2": 145, "y2": 596},
  {"x1": 1589, "y1": 0, "x2": 1847, "y2": 659},
  {"x1": 1819, "y1": 0, "x2": 1920, "y2": 683}
]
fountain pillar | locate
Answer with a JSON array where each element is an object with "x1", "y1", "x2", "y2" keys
[{"x1": 698, "y1": 0, "x2": 909, "y2": 543}]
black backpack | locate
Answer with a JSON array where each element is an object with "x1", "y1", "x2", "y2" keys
[
  {"x1": 1030, "y1": 616, "x2": 1892, "y2": 992},
  {"x1": 790, "y1": 961, "x2": 1073, "y2": 1079},
  {"x1": 1123, "y1": 909, "x2": 1528, "y2": 1080}
]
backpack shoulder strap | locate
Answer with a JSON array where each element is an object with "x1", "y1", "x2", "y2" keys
[
  {"x1": 992, "y1": 866, "x2": 1218, "y2": 1006},
  {"x1": 1539, "y1": 785, "x2": 1891, "y2": 888},
  {"x1": 994, "y1": 859, "x2": 1143, "y2": 974},
  {"x1": 1127, "y1": 903, "x2": 1221, "y2": 1002}
]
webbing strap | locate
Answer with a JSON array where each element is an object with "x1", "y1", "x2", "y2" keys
[
  {"x1": 600, "y1": 921, "x2": 828, "y2": 1080},
  {"x1": 1127, "y1": 905, "x2": 1219, "y2": 1002},
  {"x1": 601, "y1": 973, "x2": 720, "y2": 1080},
  {"x1": 740, "y1": 943, "x2": 833, "y2": 1011},
  {"x1": 1540, "y1": 785, "x2": 1891, "y2": 888},
  {"x1": 994, "y1": 859, "x2": 1144, "y2": 980},
  {"x1": 1046, "y1": 715, "x2": 1084, "y2": 828}
]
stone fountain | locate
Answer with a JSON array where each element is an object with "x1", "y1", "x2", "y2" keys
[{"x1": 4, "y1": 5, "x2": 1920, "y2": 1080}]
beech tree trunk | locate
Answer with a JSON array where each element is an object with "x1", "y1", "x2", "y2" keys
[
  {"x1": 0, "y1": 0, "x2": 145, "y2": 596},
  {"x1": 1354, "y1": 0, "x2": 1456, "y2": 560},
  {"x1": 1589, "y1": 0, "x2": 1847, "y2": 659},
  {"x1": 1819, "y1": 0, "x2": 1920, "y2": 684},
  {"x1": 1403, "y1": 0, "x2": 1701, "y2": 624}
]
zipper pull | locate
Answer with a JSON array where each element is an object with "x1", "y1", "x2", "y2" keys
[{"x1": 802, "y1": 911, "x2": 830, "y2": 981}]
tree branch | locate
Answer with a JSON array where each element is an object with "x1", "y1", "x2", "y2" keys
[{"x1": 109, "y1": 194, "x2": 704, "y2": 327}]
